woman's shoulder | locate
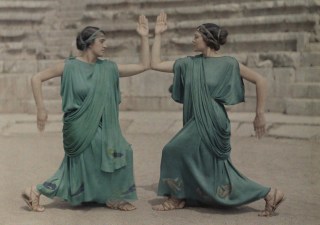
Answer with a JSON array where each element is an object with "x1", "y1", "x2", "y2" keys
[
  {"x1": 98, "y1": 57, "x2": 114, "y2": 63},
  {"x1": 98, "y1": 58, "x2": 117, "y2": 67},
  {"x1": 220, "y1": 55, "x2": 239, "y2": 65},
  {"x1": 64, "y1": 56, "x2": 76, "y2": 64}
]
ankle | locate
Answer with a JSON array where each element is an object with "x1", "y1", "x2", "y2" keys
[
  {"x1": 264, "y1": 189, "x2": 273, "y2": 201},
  {"x1": 31, "y1": 185, "x2": 40, "y2": 196}
]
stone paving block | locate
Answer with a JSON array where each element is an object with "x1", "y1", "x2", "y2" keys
[
  {"x1": 274, "y1": 68, "x2": 296, "y2": 97},
  {"x1": 296, "y1": 67, "x2": 320, "y2": 82},
  {"x1": 234, "y1": 122, "x2": 255, "y2": 137},
  {"x1": 37, "y1": 60, "x2": 62, "y2": 72},
  {"x1": 129, "y1": 71, "x2": 173, "y2": 97},
  {"x1": 269, "y1": 124, "x2": 320, "y2": 140},
  {"x1": 4, "y1": 60, "x2": 38, "y2": 73},
  {"x1": 301, "y1": 53, "x2": 320, "y2": 67},
  {"x1": 166, "y1": 120, "x2": 183, "y2": 134},
  {"x1": 126, "y1": 119, "x2": 175, "y2": 134},
  {"x1": 159, "y1": 97, "x2": 182, "y2": 111},
  {"x1": 3, "y1": 122, "x2": 62, "y2": 135},
  {"x1": 120, "y1": 119, "x2": 133, "y2": 132},
  {"x1": 286, "y1": 98, "x2": 320, "y2": 116},
  {"x1": 230, "y1": 122, "x2": 240, "y2": 134},
  {"x1": 119, "y1": 77, "x2": 131, "y2": 97}
]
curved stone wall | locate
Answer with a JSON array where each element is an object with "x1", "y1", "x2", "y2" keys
[{"x1": 0, "y1": 0, "x2": 319, "y2": 115}]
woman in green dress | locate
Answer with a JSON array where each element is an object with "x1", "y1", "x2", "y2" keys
[
  {"x1": 151, "y1": 12, "x2": 285, "y2": 217},
  {"x1": 21, "y1": 15, "x2": 150, "y2": 212}
]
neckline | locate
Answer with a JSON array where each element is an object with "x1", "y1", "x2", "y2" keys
[
  {"x1": 75, "y1": 57, "x2": 97, "y2": 65},
  {"x1": 201, "y1": 54, "x2": 226, "y2": 58}
]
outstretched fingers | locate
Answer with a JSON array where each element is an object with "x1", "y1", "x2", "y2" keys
[
  {"x1": 137, "y1": 15, "x2": 149, "y2": 36},
  {"x1": 155, "y1": 12, "x2": 168, "y2": 34}
]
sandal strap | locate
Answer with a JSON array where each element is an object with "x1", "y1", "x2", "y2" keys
[
  {"x1": 162, "y1": 198, "x2": 185, "y2": 210},
  {"x1": 106, "y1": 201, "x2": 136, "y2": 211},
  {"x1": 22, "y1": 186, "x2": 44, "y2": 212},
  {"x1": 259, "y1": 188, "x2": 285, "y2": 217}
]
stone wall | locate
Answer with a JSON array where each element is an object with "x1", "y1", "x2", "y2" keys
[{"x1": 0, "y1": 0, "x2": 319, "y2": 115}]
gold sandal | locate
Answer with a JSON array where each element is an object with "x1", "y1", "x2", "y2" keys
[
  {"x1": 258, "y1": 188, "x2": 285, "y2": 217},
  {"x1": 21, "y1": 185, "x2": 45, "y2": 212},
  {"x1": 106, "y1": 201, "x2": 136, "y2": 211},
  {"x1": 152, "y1": 197, "x2": 186, "y2": 211}
]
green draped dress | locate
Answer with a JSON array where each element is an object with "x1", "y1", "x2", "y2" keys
[
  {"x1": 157, "y1": 54, "x2": 270, "y2": 206},
  {"x1": 37, "y1": 57, "x2": 137, "y2": 206}
]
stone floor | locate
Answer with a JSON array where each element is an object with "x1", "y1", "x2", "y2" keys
[{"x1": 0, "y1": 111, "x2": 319, "y2": 225}]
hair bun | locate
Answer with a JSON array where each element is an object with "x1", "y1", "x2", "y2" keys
[{"x1": 218, "y1": 28, "x2": 228, "y2": 46}]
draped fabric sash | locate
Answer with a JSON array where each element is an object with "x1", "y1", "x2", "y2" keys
[
  {"x1": 189, "y1": 57, "x2": 231, "y2": 159},
  {"x1": 62, "y1": 60, "x2": 128, "y2": 172}
]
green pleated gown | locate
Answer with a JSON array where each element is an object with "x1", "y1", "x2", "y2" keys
[
  {"x1": 157, "y1": 54, "x2": 270, "y2": 206},
  {"x1": 37, "y1": 57, "x2": 137, "y2": 205}
]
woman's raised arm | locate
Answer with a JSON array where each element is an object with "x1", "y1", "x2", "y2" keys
[
  {"x1": 117, "y1": 15, "x2": 150, "y2": 77},
  {"x1": 151, "y1": 12, "x2": 174, "y2": 73}
]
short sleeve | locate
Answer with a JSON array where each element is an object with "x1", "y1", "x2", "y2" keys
[
  {"x1": 172, "y1": 57, "x2": 189, "y2": 103},
  {"x1": 111, "y1": 61, "x2": 121, "y2": 104},
  {"x1": 216, "y1": 58, "x2": 245, "y2": 105}
]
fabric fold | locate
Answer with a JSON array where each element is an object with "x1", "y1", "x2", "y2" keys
[
  {"x1": 172, "y1": 55, "x2": 245, "y2": 159},
  {"x1": 62, "y1": 58, "x2": 129, "y2": 172}
]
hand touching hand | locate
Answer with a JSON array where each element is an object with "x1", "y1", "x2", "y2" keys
[
  {"x1": 253, "y1": 113, "x2": 266, "y2": 139},
  {"x1": 136, "y1": 15, "x2": 149, "y2": 36},
  {"x1": 155, "y1": 12, "x2": 167, "y2": 34},
  {"x1": 37, "y1": 108, "x2": 48, "y2": 132}
]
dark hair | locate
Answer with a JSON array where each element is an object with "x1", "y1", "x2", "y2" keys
[
  {"x1": 197, "y1": 23, "x2": 228, "y2": 51},
  {"x1": 76, "y1": 26, "x2": 106, "y2": 51}
]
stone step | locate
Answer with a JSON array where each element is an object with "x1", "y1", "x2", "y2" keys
[
  {"x1": 85, "y1": 0, "x2": 198, "y2": 9},
  {"x1": 172, "y1": 32, "x2": 308, "y2": 52},
  {"x1": 0, "y1": 73, "x2": 33, "y2": 100},
  {"x1": 81, "y1": 14, "x2": 318, "y2": 37},
  {"x1": 23, "y1": 99, "x2": 62, "y2": 114},
  {"x1": 285, "y1": 98, "x2": 320, "y2": 116},
  {"x1": 0, "y1": 1, "x2": 55, "y2": 10},
  {"x1": 41, "y1": 30, "x2": 77, "y2": 38},
  {"x1": 55, "y1": 11, "x2": 83, "y2": 19},
  {"x1": 0, "y1": 13, "x2": 45, "y2": 23},
  {"x1": 84, "y1": 0, "x2": 319, "y2": 21},
  {"x1": 296, "y1": 67, "x2": 320, "y2": 82},
  {"x1": 42, "y1": 47, "x2": 75, "y2": 59},
  {"x1": 175, "y1": 14, "x2": 318, "y2": 33},
  {"x1": 44, "y1": 31, "x2": 307, "y2": 55},
  {"x1": 0, "y1": 30, "x2": 26, "y2": 38},
  {"x1": 305, "y1": 43, "x2": 320, "y2": 52},
  {"x1": 291, "y1": 83, "x2": 320, "y2": 98},
  {"x1": 301, "y1": 53, "x2": 320, "y2": 66},
  {"x1": 42, "y1": 85, "x2": 60, "y2": 100},
  {"x1": 85, "y1": 0, "x2": 290, "y2": 11}
]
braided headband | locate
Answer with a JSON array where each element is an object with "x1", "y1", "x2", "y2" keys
[
  {"x1": 197, "y1": 25, "x2": 221, "y2": 45},
  {"x1": 79, "y1": 29, "x2": 104, "y2": 49},
  {"x1": 85, "y1": 29, "x2": 103, "y2": 43}
]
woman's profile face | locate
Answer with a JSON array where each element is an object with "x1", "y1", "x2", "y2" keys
[
  {"x1": 192, "y1": 31, "x2": 207, "y2": 52},
  {"x1": 90, "y1": 35, "x2": 107, "y2": 57}
]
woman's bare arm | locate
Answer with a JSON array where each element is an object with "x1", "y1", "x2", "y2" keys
[
  {"x1": 239, "y1": 63, "x2": 268, "y2": 138},
  {"x1": 118, "y1": 15, "x2": 150, "y2": 77},
  {"x1": 151, "y1": 12, "x2": 174, "y2": 73},
  {"x1": 31, "y1": 62, "x2": 64, "y2": 131}
]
